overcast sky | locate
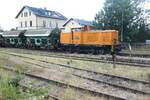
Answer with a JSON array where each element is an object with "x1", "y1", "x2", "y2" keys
[{"x1": 0, "y1": 0, "x2": 105, "y2": 30}]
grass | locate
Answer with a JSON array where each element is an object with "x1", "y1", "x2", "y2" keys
[
  {"x1": 0, "y1": 69, "x2": 25, "y2": 100},
  {"x1": 147, "y1": 73, "x2": 150, "y2": 81},
  {"x1": 0, "y1": 69, "x2": 49, "y2": 100},
  {"x1": 0, "y1": 52, "x2": 101, "y2": 100},
  {"x1": 0, "y1": 52, "x2": 49, "y2": 100},
  {"x1": 0, "y1": 53, "x2": 29, "y2": 73},
  {"x1": 121, "y1": 49, "x2": 150, "y2": 55},
  {"x1": 1, "y1": 48, "x2": 150, "y2": 99}
]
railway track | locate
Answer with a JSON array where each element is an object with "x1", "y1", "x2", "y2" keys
[
  {"x1": 1, "y1": 48, "x2": 150, "y2": 67},
  {"x1": 25, "y1": 60, "x2": 150, "y2": 94},
  {"x1": 0, "y1": 67, "x2": 61, "y2": 100},
  {"x1": 2, "y1": 48, "x2": 150, "y2": 67},
  {"x1": 1, "y1": 51, "x2": 150, "y2": 100},
  {"x1": 1, "y1": 67, "x2": 127, "y2": 100},
  {"x1": 118, "y1": 52, "x2": 150, "y2": 58},
  {"x1": 38, "y1": 53, "x2": 150, "y2": 67}
]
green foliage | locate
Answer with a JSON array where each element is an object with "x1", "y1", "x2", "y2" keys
[
  {"x1": 0, "y1": 74, "x2": 48, "y2": 100},
  {"x1": 10, "y1": 28, "x2": 16, "y2": 31},
  {"x1": 26, "y1": 86, "x2": 48, "y2": 97},
  {"x1": 93, "y1": 0, "x2": 149, "y2": 42},
  {"x1": 18, "y1": 30, "x2": 27, "y2": 47},
  {"x1": 49, "y1": 28, "x2": 61, "y2": 40},
  {"x1": 49, "y1": 28, "x2": 61, "y2": 48},
  {"x1": 8, "y1": 75, "x2": 22, "y2": 87},
  {"x1": 0, "y1": 75, "x2": 25, "y2": 100}
]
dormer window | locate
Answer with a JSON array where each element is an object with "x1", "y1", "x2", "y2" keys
[
  {"x1": 49, "y1": 12, "x2": 51, "y2": 15},
  {"x1": 45, "y1": 12, "x2": 48, "y2": 15},
  {"x1": 24, "y1": 12, "x2": 28, "y2": 17}
]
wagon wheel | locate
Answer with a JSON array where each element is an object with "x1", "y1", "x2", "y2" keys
[
  {"x1": 99, "y1": 49, "x2": 104, "y2": 55},
  {"x1": 91, "y1": 49, "x2": 96, "y2": 55}
]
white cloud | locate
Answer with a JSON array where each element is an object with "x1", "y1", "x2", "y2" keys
[{"x1": 0, "y1": 0, "x2": 104, "y2": 30}]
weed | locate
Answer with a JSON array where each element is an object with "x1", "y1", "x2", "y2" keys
[
  {"x1": 63, "y1": 87, "x2": 76, "y2": 100},
  {"x1": 0, "y1": 72, "x2": 48, "y2": 100},
  {"x1": 8, "y1": 74, "x2": 22, "y2": 87}
]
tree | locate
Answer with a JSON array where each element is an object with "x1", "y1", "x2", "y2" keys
[
  {"x1": 93, "y1": 0, "x2": 148, "y2": 42},
  {"x1": 49, "y1": 28, "x2": 61, "y2": 48},
  {"x1": 18, "y1": 30, "x2": 27, "y2": 47},
  {"x1": 10, "y1": 28, "x2": 16, "y2": 31}
]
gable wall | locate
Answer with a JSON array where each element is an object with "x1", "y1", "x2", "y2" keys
[
  {"x1": 62, "y1": 20, "x2": 82, "y2": 32},
  {"x1": 17, "y1": 7, "x2": 67, "y2": 30},
  {"x1": 17, "y1": 7, "x2": 37, "y2": 30}
]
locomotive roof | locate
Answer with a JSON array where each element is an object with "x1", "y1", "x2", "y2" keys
[
  {"x1": 2, "y1": 30, "x2": 26, "y2": 37},
  {"x1": 24, "y1": 29, "x2": 52, "y2": 37},
  {"x1": 16, "y1": 6, "x2": 67, "y2": 20}
]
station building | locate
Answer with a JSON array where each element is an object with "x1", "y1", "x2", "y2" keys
[{"x1": 16, "y1": 6, "x2": 67, "y2": 30}]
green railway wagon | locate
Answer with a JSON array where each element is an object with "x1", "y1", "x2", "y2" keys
[
  {"x1": 3, "y1": 30, "x2": 26, "y2": 47},
  {"x1": 2, "y1": 28, "x2": 60, "y2": 49},
  {"x1": 24, "y1": 28, "x2": 60, "y2": 49}
]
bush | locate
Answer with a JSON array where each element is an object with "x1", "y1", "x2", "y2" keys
[
  {"x1": 8, "y1": 75, "x2": 22, "y2": 87},
  {"x1": 0, "y1": 74, "x2": 48, "y2": 100}
]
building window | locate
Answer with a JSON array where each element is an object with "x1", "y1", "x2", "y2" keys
[
  {"x1": 49, "y1": 21, "x2": 52, "y2": 28},
  {"x1": 25, "y1": 21, "x2": 27, "y2": 27},
  {"x1": 56, "y1": 22, "x2": 58, "y2": 27},
  {"x1": 24, "y1": 12, "x2": 28, "y2": 17},
  {"x1": 20, "y1": 22, "x2": 22, "y2": 28},
  {"x1": 21, "y1": 13, "x2": 23, "y2": 17},
  {"x1": 30, "y1": 21, "x2": 32, "y2": 27},
  {"x1": 43, "y1": 21, "x2": 46, "y2": 27},
  {"x1": 29, "y1": 11, "x2": 31, "y2": 16},
  {"x1": 48, "y1": 12, "x2": 51, "y2": 15}
]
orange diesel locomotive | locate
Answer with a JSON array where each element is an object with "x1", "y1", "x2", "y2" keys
[{"x1": 60, "y1": 29, "x2": 119, "y2": 54}]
